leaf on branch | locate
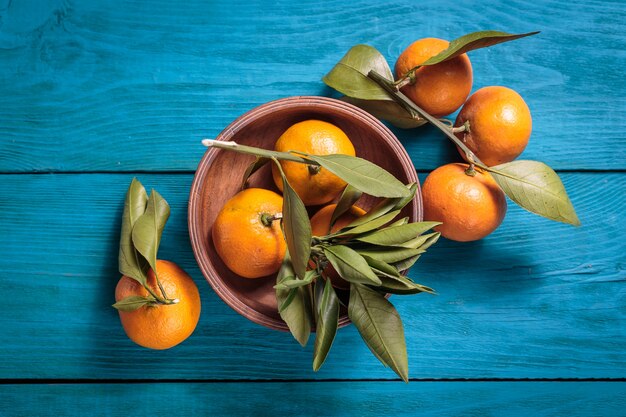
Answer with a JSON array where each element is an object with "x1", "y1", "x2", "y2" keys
[
  {"x1": 275, "y1": 253, "x2": 312, "y2": 346},
  {"x1": 112, "y1": 295, "x2": 156, "y2": 312},
  {"x1": 324, "y1": 245, "x2": 382, "y2": 286},
  {"x1": 349, "y1": 283, "x2": 409, "y2": 382},
  {"x1": 420, "y1": 31, "x2": 539, "y2": 66},
  {"x1": 322, "y1": 45, "x2": 395, "y2": 101},
  {"x1": 343, "y1": 183, "x2": 416, "y2": 229},
  {"x1": 273, "y1": 160, "x2": 312, "y2": 278},
  {"x1": 131, "y1": 189, "x2": 170, "y2": 276},
  {"x1": 356, "y1": 222, "x2": 441, "y2": 246},
  {"x1": 357, "y1": 247, "x2": 424, "y2": 264},
  {"x1": 488, "y1": 160, "x2": 580, "y2": 226},
  {"x1": 119, "y1": 178, "x2": 149, "y2": 286},
  {"x1": 313, "y1": 279, "x2": 340, "y2": 371},
  {"x1": 274, "y1": 270, "x2": 317, "y2": 290},
  {"x1": 333, "y1": 210, "x2": 401, "y2": 237},
  {"x1": 329, "y1": 185, "x2": 363, "y2": 233},
  {"x1": 302, "y1": 154, "x2": 411, "y2": 199},
  {"x1": 240, "y1": 157, "x2": 270, "y2": 190}
]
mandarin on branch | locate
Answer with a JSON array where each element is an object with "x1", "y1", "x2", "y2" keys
[
  {"x1": 422, "y1": 163, "x2": 507, "y2": 242},
  {"x1": 455, "y1": 86, "x2": 532, "y2": 166},
  {"x1": 395, "y1": 37, "x2": 473, "y2": 118}
]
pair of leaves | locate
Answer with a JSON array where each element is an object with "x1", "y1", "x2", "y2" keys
[
  {"x1": 115, "y1": 178, "x2": 171, "y2": 311},
  {"x1": 276, "y1": 254, "x2": 339, "y2": 372},
  {"x1": 276, "y1": 253, "x2": 312, "y2": 346},
  {"x1": 488, "y1": 161, "x2": 580, "y2": 226}
]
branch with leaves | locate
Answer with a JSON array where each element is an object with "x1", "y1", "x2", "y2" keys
[
  {"x1": 203, "y1": 140, "x2": 440, "y2": 382},
  {"x1": 322, "y1": 30, "x2": 580, "y2": 226},
  {"x1": 114, "y1": 178, "x2": 177, "y2": 311}
]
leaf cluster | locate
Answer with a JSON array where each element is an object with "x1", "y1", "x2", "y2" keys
[
  {"x1": 113, "y1": 178, "x2": 173, "y2": 311},
  {"x1": 272, "y1": 159, "x2": 438, "y2": 382}
]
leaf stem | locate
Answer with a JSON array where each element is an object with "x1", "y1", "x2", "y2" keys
[
  {"x1": 367, "y1": 70, "x2": 488, "y2": 170},
  {"x1": 202, "y1": 139, "x2": 319, "y2": 166}
]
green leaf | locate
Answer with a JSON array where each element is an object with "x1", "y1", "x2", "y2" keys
[
  {"x1": 386, "y1": 217, "x2": 409, "y2": 228},
  {"x1": 313, "y1": 279, "x2": 340, "y2": 371},
  {"x1": 276, "y1": 253, "x2": 312, "y2": 346},
  {"x1": 392, "y1": 182, "x2": 418, "y2": 211},
  {"x1": 274, "y1": 270, "x2": 317, "y2": 290},
  {"x1": 131, "y1": 189, "x2": 170, "y2": 275},
  {"x1": 420, "y1": 31, "x2": 540, "y2": 66},
  {"x1": 361, "y1": 255, "x2": 401, "y2": 278},
  {"x1": 349, "y1": 283, "x2": 408, "y2": 382},
  {"x1": 330, "y1": 185, "x2": 362, "y2": 232},
  {"x1": 392, "y1": 255, "x2": 421, "y2": 272},
  {"x1": 302, "y1": 154, "x2": 411, "y2": 199},
  {"x1": 112, "y1": 295, "x2": 156, "y2": 312},
  {"x1": 322, "y1": 44, "x2": 394, "y2": 101},
  {"x1": 333, "y1": 210, "x2": 401, "y2": 237},
  {"x1": 240, "y1": 156, "x2": 269, "y2": 190},
  {"x1": 413, "y1": 232, "x2": 441, "y2": 252},
  {"x1": 118, "y1": 178, "x2": 149, "y2": 285},
  {"x1": 356, "y1": 222, "x2": 441, "y2": 246},
  {"x1": 374, "y1": 274, "x2": 435, "y2": 295},
  {"x1": 324, "y1": 245, "x2": 382, "y2": 286},
  {"x1": 488, "y1": 160, "x2": 580, "y2": 226},
  {"x1": 344, "y1": 183, "x2": 416, "y2": 229},
  {"x1": 278, "y1": 288, "x2": 297, "y2": 313},
  {"x1": 357, "y1": 247, "x2": 424, "y2": 264},
  {"x1": 274, "y1": 160, "x2": 313, "y2": 278},
  {"x1": 341, "y1": 97, "x2": 426, "y2": 129}
]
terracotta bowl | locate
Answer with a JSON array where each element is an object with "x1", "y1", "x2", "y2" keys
[{"x1": 188, "y1": 96, "x2": 422, "y2": 331}]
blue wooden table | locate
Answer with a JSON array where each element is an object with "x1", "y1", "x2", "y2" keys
[{"x1": 1, "y1": 0, "x2": 625, "y2": 415}]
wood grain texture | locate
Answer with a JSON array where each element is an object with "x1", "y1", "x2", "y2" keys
[
  {"x1": 0, "y1": 0, "x2": 624, "y2": 172},
  {"x1": 1, "y1": 382, "x2": 625, "y2": 416},
  {"x1": 0, "y1": 173, "x2": 623, "y2": 380}
]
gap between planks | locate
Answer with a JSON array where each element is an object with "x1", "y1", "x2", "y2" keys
[{"x1": 1, "y1": 378, "x2": 625, "y2": 385}]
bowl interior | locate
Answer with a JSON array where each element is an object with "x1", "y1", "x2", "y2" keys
[{"x1": 189, "y1": 96, "x2": 421, "y2": 330}]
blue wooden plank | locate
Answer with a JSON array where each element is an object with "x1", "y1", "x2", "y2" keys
[
  {"x1": 0, "y1": 173, "x2": 623, "y2": 380},
  {"x1": 0, "y1": 0, "x2": 624, "y2": 172},
  {"x1": 1, "y1": 382, "x2": 625, "y2": 416}
]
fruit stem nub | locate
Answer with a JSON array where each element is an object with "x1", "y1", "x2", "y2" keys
[
  {"x1": 260, "y1": 212, "x2": 283, "y2": 227},
  {"x1": 308, "y1": 164, "x2": 321, "y2": 175}
]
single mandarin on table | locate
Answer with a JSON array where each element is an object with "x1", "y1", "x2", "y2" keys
[
  {"x1": 422, "y1": 163, "x2": 507, "y2": 242},
  {"x1": 271, "y1": 120, "x2": 356, "y2": 206},
  {"x1": 455, "y1": 86, "x2": 532, "y2": 166},
  {"x1": 115, "y1": 260, "x2": 201, "y2": 350},
  {"x1": 212, "y1": 188, "x2": 286, "y2": 279},
  {"x1": 395, "y1": 37, "x2": 473, "y2": 118}
]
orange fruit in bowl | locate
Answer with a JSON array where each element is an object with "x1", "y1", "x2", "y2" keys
[
  {"x1": 395, "y1": 37, "x2": 473, "y2": 117},
  {"x1": 212, "y1": 188, "x2": 286, "y2": 278},
  {"x1": 115, "y1": 260, "x2": 201, "y2": 350},
  {"x1": 454, "y1": 86, "x2": 532, "y2": 166},
  {"x1": 271, "y1": 120, "x2": 356, "y2": 206},
  {"x1": 310, "y1": 203, "x2": 366, "y2": 289},
  {"x1": 422, "y1": 163, "x2": 507, "y2": 242}
]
